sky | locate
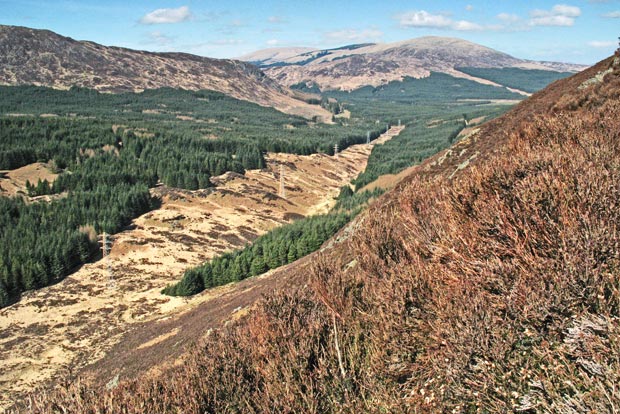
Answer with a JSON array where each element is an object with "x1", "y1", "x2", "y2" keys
[{"x1": 1, "y1": 0, "x2": 619, "y2": 64}]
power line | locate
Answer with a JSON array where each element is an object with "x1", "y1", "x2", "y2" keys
[
  {"x1": 100, "y1": 232, "x2": 115, "y2": 289},
  {"x1": 279, "y1": 164, "x2": 286, "y2": 199}
]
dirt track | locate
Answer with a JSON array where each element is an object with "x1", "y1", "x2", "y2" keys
[{"x1": 0, "y1": 127, "x2": 402, "y2": 409}]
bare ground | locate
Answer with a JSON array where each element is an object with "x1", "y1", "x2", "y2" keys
[
  {"x1": 0, "y1": 128, "x2": 400, "y2": 409},
  {"x1": 0, "y1": 163, "x2": 58, "y2": 197}
]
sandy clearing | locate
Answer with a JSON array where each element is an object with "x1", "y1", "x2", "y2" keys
[
  {"x1": 0, "y1": 162, "x2": 58, "y2": 197},
  {"x1": 0, "y1": 126, "x2": 401, "y2": 409}
]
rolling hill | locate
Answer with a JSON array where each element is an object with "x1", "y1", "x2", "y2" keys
[
  {"x1": 0, "y1": 25, "x2": 330, "y2": 120},
  {"x1": 240, "y1": 36, "x2": 587, "y2": 92},
  {"x1": 19, "y1": 48, "x2": 620, "y2": 414}
]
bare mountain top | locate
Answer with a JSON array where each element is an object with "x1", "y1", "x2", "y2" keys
[
  {"x1": 237, "y1": 47, "x2": 317, "y2": 66},
  {"x1": 241, "y1": 36, "x2": 588, "y2": 91},
  {"x1": 0, "y1": 25, "x2": 330, "y2": 120}
]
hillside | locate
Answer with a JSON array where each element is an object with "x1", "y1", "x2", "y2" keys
[
  {"x1": 0, "y1": 25, "x2": 330, "y2": 120},
  {"x1": 241, "y1": 37, "x2": 587, "y2": 92},
  {"x1": 18, "y1": 50, "x2": 620, "y2": 414}
]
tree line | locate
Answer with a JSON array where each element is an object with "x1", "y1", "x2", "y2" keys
[
  {"x1": 163, "y1": 212, "x2": 352, "y2": 296},
  {"x1": 0, "y1": 184, "x2": 154, "y2": 307},
  {"x1": 0, "y1": 86, "x2": 385, "y2": 306}
]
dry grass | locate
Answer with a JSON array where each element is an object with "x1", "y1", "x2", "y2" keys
[
  {"x1": 0, "y1": 131, "x2": 402, "y2": 410},
  {"x1": 0, "y1": 162, "x2": 58, "y2": 197},
  {"x1": 14, "y1": 57, "x2": 620, "y2": 413}
]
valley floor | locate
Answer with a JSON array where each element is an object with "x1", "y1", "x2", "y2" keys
[{"x1": 0, "y1": 127, "x2": 401, "y2": 409}]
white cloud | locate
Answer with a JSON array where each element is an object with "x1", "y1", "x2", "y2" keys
[
  {"x1": 602, "y1": 11, "x2": 620, "y2": 17},
  {"x1": 323, "y1": 28, "x2": 384, "y2": 44},
  {"x1": 395, "y1": 10, "x2": 486, "y2": 31},
  {"x1": 588, "y1": 40, "x2": 616, "y2": 48},
  {"x1": 465, "y1": 5, "x2": 474, "y2": 11},
  {"x1": 266, "y1": 39, "x2": 280, "y2": 46},
  {"x1": 529, "y1": 4, "x2": 581, "y2": 26},
  {"x1": 497, "y1": 13, "x2": 520, "y2": 23},
  {"x1": 530, "y1": 15, "x2": 576, "y2": 26},
  {"x1": 140, "y1": 6, "x2": 191, "y2": 24},
  {"x1": 550, "y1": 4, "x2": 581, "y2": 17},
  {"x1": 452, "y1": 20, "x2": 484, "y2": 31},
  {"x1": 396, "y1": 11, "x2": 452, "y2": 28}
]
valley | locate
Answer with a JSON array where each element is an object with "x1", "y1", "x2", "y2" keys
[
  {"x1": 21, "y1": 52, "x2": 617, "y2": 414},
  {"x1": 0, "y1": 15, "x2": 614, "y2": 412},
  {"x1": 0, "y1": 127, "x2": 400, "y2": 409}
]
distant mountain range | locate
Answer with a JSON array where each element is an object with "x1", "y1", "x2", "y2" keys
[
  {"x1": 239, "y1": 37, "x2": 588, "y2": 92},
  {"x1": 0, "y1": 25, "x2": 330, "y2": 120},
  {"x1": 0, "y1": 25, "x2": 590, "y2": 114}
]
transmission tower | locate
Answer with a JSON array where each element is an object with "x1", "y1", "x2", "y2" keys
[
  {"x1": 386, "y1": 124, "x2": 390, "y2": 133},
  {"x1": 366, "y1": 131, "x2": 371, "y2": 144},
  {"x1": 279, "y1": 164, "x2": 286, "y2": 199},
  {"x1": 100, "y1": 232, "x2": 115, "y2": 289},
  {"x1": 398, "y1": 119, "x2": 401, "y2": 127},
  {"x1": 334, "y1": 143, "x2": 339, "y2": 159}
]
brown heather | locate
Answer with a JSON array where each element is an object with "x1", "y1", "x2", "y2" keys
[{"x1": 18, "y1": 56, "x2": 620, "y2": 413}]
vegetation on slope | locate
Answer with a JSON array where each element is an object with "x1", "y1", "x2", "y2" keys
[
  {"x1": 0, "y1": 86, "x2": 380, "y2": 157},
  {"x1": 327, "y1": 72, "x2": 522, "y2": 104},
  {"x1": 20, "y1": 56, "x2": 620, "y2": 413},
  {"x1": 155, "y1": 73, "x2": 523, "y2": 298},
  {"x1": 163, "y1": 212, "x2": 352, "y2": 296},
  {"x1": 164, "y1": 185, "x2": 383, "y2": 297},
  {"x1": 457, "y1": 67, "x2": 574, "y2": 93},
  {"x1": 0, "y1": 86, "x2": 383, "y2": 305},
  {"x1": 324, "y1": 74, "x2": 513, "y2": 189},
  {"x1": 349, "y1": 106, "x2": 510, "y2": 190},
  {"x1": 0, "y1": 75, "x2": 517, "y2": 305}
]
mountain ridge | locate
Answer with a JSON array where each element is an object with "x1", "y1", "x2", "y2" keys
[
  {"x1": 240, "y1": 36, "x2": 588, "y2": 91},
  {"x1": 0, "y1": 25, "x2": 331, "y2": 120},
  {"x1": 18, "y1": 49, "x2": 620, "y2": 413}
]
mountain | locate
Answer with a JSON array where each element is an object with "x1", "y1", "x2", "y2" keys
[
  {"x1": 241, "y1": 36, "x2": 588, "y2": 91},
  {"x1": 21, "y1": 50, "x2": 620, "y2": 412},
  {"x1": 238, "y1": 46, "x2": 317, "y2": 66},
  {"x1": 0, "y1": 25, "x2": 330, "y2": 120}
]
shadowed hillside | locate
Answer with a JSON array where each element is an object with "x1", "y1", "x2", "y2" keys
[
  {"x1": 0, "y1": 25, "x2": 330, "y2": 120},
  {"x1": 241, "y1": 37, "x2": 586, "y2": 92},
  {"x1": 18, "y1": 54, "x2": 620, "y2": 413}
]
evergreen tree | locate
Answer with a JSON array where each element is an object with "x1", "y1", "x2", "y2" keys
[
  {"x1": 0, "y1": 282, "x2": 8, "y2": 307},
  {"x1": 174, "y1": 269, "x2": 204, "y2": 296},
  {"x1": 250, "y1": 256, "x2": 267, "y2": 276}
]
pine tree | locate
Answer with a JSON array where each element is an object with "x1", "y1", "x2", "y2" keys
[
  {"x1": 250, "y1": 256, "x2": 267, "y2": 276},
  {"x1": 175, "y1": 269, "x2": 204, "y2": 296},
  {"x1": 0, "y1": 282, "x2": 8, "y2": 307}
]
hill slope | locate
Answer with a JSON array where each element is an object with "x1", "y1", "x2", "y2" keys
[
  {"x1": 21, "y1": 55, "x2": 620, "y2": 412},
  {"x1": 0, "y1": 25, "x2": 330, "y2": 120},
  {"x1": 242, "y1": 36, "x2": 587, "y2": 91}
]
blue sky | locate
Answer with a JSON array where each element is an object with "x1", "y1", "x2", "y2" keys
[{"x1": 1, "y1": 0, "x2": 619, "y2": 64}]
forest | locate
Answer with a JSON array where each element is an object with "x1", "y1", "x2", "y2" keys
[
  {"x1": 164, "y1": 183, "x2": 384, "y2": 297},
  {"x1": 157, "y1": 73, "x2": 532, "y2": 298},
  {"x1": 163, "y1": 212, "x2": 352, "y2": 296},
  {"x1": 456, "y1": 67, "x2": 573, "y2": 93},
  {"x1": 321, "y1": 73, "x2": 516, "y2": 189},
  {"x1": 0, "y1": 86, "x2": 383, "y2": 306},
  {"x1": 1, "y1": 73, "x2": 530, "y2": 306}
]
